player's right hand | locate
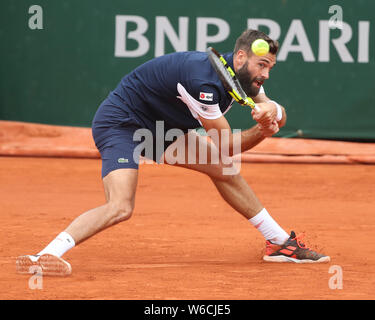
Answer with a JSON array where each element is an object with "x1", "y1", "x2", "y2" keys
[
  {"x1": 258, "y1": 121, "x2": 279, "y2": 137},
  {"x1": 251, "y1": 102, "x2": 278, "y2": 127}
]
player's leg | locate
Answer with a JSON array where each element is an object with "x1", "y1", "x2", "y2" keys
[
  {"x1": 16, "y1": 168, "x2": 138, "y2": 275},
  {"x1": 16, "y1": 101, "x2": 143, "y2": 275},
  {"x1": 163, "y1": 131, "x2": 330, "y2": 263},
  {"x1": 163, "y1": 131, "x2": 273, "y2": 219},
  {"x1": 64, "y1": 168, "x2": 138, "y2": 245},
  {"x1": 164, "y1": 132, "x2": 287, "y2": 248}
]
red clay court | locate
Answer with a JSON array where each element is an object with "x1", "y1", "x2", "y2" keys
[{"x1": 0, "y1": 121, "x2": 374, "y2": 300}]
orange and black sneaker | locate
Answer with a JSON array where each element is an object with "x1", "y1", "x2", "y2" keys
[{"x1": 263, "y1": 231, "x2": 330, "y2": 263}]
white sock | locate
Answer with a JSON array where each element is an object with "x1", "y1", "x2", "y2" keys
[
  {"x1": 37, "y1": 232, "x2": 76, "y2": 258},
  {"x1": 249, "y1": 208, "x2": 289, "y2": 245}
]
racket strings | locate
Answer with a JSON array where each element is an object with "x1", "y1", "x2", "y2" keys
[{"x1": 207, "y1": 47, "x2": 255, "y2": 108}]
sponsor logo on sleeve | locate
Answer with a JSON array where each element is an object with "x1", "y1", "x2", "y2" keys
[{"x1": 199, "y1": 92, "x2": 213, "y2": 102}]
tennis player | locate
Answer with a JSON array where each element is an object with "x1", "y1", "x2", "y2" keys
[{"x1": 16, "y1": 29, "x2": 329, "y2": 276}]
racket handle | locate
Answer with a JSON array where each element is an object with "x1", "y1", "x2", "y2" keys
[{"x1": 254, "y1": 105, "x2": 260, "y2": 112}]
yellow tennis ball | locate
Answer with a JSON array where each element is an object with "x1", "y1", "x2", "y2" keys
[{"x1": 251, "y1": 39, "x2": 270, "y2": 56}]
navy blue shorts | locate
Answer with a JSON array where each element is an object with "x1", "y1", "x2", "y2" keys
[{"x1": 92, "y1": 98, "x2": 180, "y2": 178}]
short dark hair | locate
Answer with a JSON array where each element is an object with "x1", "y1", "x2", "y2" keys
[{"x1": 234, "y1": 29, "x2": 279, "y2": 55}]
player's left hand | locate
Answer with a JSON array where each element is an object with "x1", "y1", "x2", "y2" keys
[{"x1": 252, "y1": 102, "x2": 278, "y2": 127}]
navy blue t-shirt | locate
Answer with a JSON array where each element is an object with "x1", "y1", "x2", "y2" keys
[{"x1": 107, "y1": 51, "x2": 234, "y2": 133}]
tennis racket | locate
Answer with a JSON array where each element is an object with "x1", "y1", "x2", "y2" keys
[{"x1": 206, "y1": 46, "x2": 259, "y2": 112}]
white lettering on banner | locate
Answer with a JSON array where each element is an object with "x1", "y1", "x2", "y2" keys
[
  {"x1": 155, "y1": 16, "x2": 189, "y2": 57},
  {"x1": 277, "y1": 20, "x2": 315, "y2": 62},
  {"x1": 114, "y1": 15, "x2": 371, "y2": 63},
  {"x1": 319, "y1": 20, "x2": 354, "y2": 63},
  {"x1": 196, "y1": 17, "x2": 230, "y2": 52},
  {"x1": 358, "y1": 21, "x2": 370, "y2": 63},
  {"x1": 115, "y1": 15, "x2": 149, "y2": 57},
  {"x1": 247, "y1": 18, "x2": 281, "y2": 41},
  {"x1": 329, "y1": 21, "x2": 354, "y2": 62},
  {"x1": 319, "y1": 20, "x2": 331, "y2": 62}
]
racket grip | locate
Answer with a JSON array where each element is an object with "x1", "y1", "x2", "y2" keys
[{"x1": 254, "y1": 105, "x2": 260, "y2": 112}]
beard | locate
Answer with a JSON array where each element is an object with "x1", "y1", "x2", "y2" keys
[{"x1": 236, "y1": 61, "x2": 261, "y2": 97}]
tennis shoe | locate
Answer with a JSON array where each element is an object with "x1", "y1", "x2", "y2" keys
[
  {"x1": 16, "y1": 254, "x2": 72, "y2": 276},
  {"x1": 263, "y1": 231, "x2": 330, "y2": 263}
]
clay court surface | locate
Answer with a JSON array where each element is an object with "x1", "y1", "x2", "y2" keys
[{"x1": 1, "y1": 156, "x2": 374, "y2": 300}]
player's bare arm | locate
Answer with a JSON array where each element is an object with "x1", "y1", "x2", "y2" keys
[
  {"x1": 198, "y1": 114, "x2": 269, "y2": 156},
  {"x1": 253, "y1": 93, "x2": 287, "y2": 128}
]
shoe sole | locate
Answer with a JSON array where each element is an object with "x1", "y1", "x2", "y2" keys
[
  {"x1": 16, "y1": 254, "x2": 72, "y2": 276},
  {"x1": 263, "y1": 255, "x2": 331, "y2": 264}
]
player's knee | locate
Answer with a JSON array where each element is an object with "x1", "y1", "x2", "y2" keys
[
  {"x1": 207, "y1": 161, "x2": 241, "y2": 182},
  {"x1": 213, "y1": 170, "x2": 241, "y2": 183},
  {"x1": 115, "y1": 204, "x2": 134, "y2": 222},
  {"x1": 107, "y1": 201, "x2": 134, "y2": 224}
]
